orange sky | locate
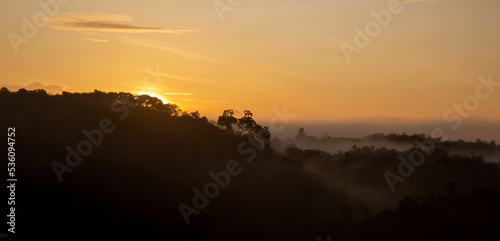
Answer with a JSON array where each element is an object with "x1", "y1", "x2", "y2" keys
[{"x1": 1, "y1": 0, "x2": 499, "y2": 123}]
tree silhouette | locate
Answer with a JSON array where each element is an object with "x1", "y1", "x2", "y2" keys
[
  {"x1": 190, "y1": 111, "x2": 201, "y2": 119},
  {"x1": 237, "y1": 110, "x2": 258, "y2": 136},
  {"x1": 0, "y1": 87, "x2": 9, "y2": 95},
  {"x1": 296, "y1": 127, "x2": 306, "y2": 139},
  {"x1": 217, "y1": 109, "x2": 237, "y2": 134}
]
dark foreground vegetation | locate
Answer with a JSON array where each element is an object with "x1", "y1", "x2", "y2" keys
[{"x1": 1, "y1": 88, "x2": 499, "y2": 240}]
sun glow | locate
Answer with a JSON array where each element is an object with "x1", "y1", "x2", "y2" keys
[{"x1": 136, "y1": 91, "x2": 170, "y2": 104}]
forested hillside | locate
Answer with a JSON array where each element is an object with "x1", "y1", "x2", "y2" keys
[{"x1": 1, "y1": 88, "x2": 499, "y2": 241}]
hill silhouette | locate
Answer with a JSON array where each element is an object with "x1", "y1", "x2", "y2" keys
[{"x1": 1, "y1": 88, "x2": 499, "y2": 241}]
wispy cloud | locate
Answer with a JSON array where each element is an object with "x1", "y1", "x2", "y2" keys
[
  {"x1": 127, "y1": 40, "x2": 218, "y2": 63},
  {"x1": 43, "y1": 13, "x2": 198, "y2": 33},
  {"x1": 87, "y1": 38, "x2": 108, "y2": 43},
  {"x1": 182, "y1": 99, "x2": 224, "y2": 103},
  {"x1": 164, "y1": 93, "x2": 192, "y2": 96}
]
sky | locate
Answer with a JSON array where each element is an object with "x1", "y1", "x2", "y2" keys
[{"x1": 1, "y1": 0, "x2": 499, "y2": 139}]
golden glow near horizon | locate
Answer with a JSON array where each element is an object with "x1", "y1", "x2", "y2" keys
[
  {"x1": 1, "y1": 0, "x2": 499, "y2": 122},
  {"x1": 136, "y1": 91, "x2": 170, "y2": 104}
]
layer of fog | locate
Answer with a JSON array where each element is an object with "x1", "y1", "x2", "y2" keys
[
  {"x1": 274, "y1": 135, "x2": 412, "y2": 155},
  {"x1": 270, "y1": 120, "x2": 500, "y2": 143}
]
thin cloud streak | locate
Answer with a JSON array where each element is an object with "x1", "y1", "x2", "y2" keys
[
  {"x1": 164, "y1": 93, "x2": 192, "y2": 96},
  {"x1": 44, "y1": 13, "x2": 197, "y2": 33},
  {"x1": 182, "y1": 99, "x2": 224, "y2": 103},
  {"x1": 127, "y1": 40, "x2": 221, "y2": 63},
  {"x1": 87, "y1": 38, "x2": 108, "y2": 43}
]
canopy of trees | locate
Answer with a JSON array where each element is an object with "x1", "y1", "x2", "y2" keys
[{"x1": 0, "y1": 88, "x2": 499, "y2": 241}]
